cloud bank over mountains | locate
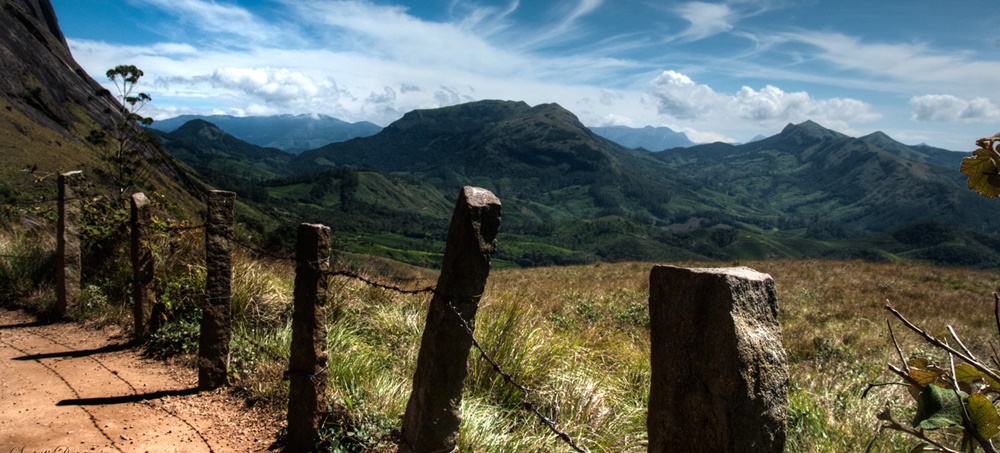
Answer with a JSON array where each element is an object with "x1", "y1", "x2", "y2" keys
[{"x1": 54, "y1": 0, "x2": 1000, "y2": 149}]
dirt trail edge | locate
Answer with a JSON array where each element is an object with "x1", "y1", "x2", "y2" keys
[{"x1": 0, "y1": 309, "x2": 279, "y2": 452}]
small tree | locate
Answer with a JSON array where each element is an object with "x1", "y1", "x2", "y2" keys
[
  {"x1": 865, "y1": 133, "x2": 1000, "y2": 452},
  {"x1": 87, "y1": 64, "x2": 157, "y2": 195}
]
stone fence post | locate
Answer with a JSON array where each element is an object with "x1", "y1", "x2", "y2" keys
[
  {"x1": 398, "y1": 187, "x2": 502, "y2": 453},
  {"x1": 131, "y1": 192, "x2": 155, "y2": 338},
  {"x1": 199, "y1": 190, "x2": 235, "y2": 391},
  {"x1": 287, "y1": 223, "x2": 331, "y2": 452},
  {"x1": 647, "y1": 265, "x2": 788, "y2": 453},
  {"x1": 56, "y1": 170, "x2": 83, "y2": 318}
]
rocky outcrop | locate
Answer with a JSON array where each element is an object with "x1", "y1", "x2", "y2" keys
[{"x1": 0, "y1": 0, "x2": 118, "y2": 135}]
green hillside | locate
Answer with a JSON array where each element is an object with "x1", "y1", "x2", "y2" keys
[{"x1": 155, "y1": 102, "x2": 1000, "y2": 269}]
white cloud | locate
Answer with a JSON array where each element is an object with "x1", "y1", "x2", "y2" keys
[
  {"x1": 782, "y1": 31, "x2": 1000, "y2": 98},
  {"x1": 209, "y1": 67, "x2": 336, "y2": 105},
  {"x1": 648, "y1": 70, "x2": 720, "y2": 119},
  {"x1": 595, "y1": 113, "x2": 635, "y2": 127},
  {"x1": 648, "y1": 70, "x2": 880, "y2": 129},
  {"x1": 675, "y1": 2, "x2": 736, "y2": 41},
  {"x1": 910, "y1": 94, "x2": 1000, "y2": 122},
  {"x1": 675, "y1": 126, "x2": 733, "y2": 144},
  {"x1": 133, "y1": 0, "x2": 287, "y2": 45}
]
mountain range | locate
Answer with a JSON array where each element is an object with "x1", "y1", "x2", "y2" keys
[
  {"x1": 151, "y1": 114, "x2": 382, "y2": 153},
  {"x1": 589, "y1": 125, "x2": 695, "y2": 150},
  {"x1": 150, "y1": 113, "x2": 699, "y2": 154},
  {"x1": 152, "y1": 98, "x2": 1000, "y2": 267},
  {"x1": 4, "y1": 0, "x2": 1000, "y2": 269}
]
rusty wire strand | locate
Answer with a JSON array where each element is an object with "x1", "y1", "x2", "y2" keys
[
  {"x1": 322, "y1": 269, "x2": 436, "y2": 295},
  {"x1": 154, "y1": 222, "x2": 206, "y2": 233},
  {"x1": 321, "y1": 269, "x2": 588, "y2": 452},
  {"x1": 225, "y1": 233, "x2": 297, "y2": 261},
  {"x1": 440, "y1": 296, "x2": 589, "y2": 453}
]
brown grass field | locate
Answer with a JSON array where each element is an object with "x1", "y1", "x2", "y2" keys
[{"x1": 4, "y1": 217, "x2": 999, "y2": 451}]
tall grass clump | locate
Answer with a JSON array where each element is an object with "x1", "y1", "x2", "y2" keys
[{"x1": 0, "y1": 215, "x2": 57, "y2": 314}]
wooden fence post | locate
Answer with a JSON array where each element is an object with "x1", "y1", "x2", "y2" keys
[
  {"x1": 398, "y1": 187, "x2": 501, "y2": 453},
  {"x1": 56, "y1": 170, "x2": 82, "y2": 318},
  {"x1": 198, "y1": 190, "x2": 235, "y2": 391},
  {"x1": 647, "y1": 265, "x2": 788, "y2": 453},
  {"x1": 287, "y1": 223, "x2": 331, "y2": 452},
  {"x1": 131, "y1": 192, "x2": 155, "y2": 339}
]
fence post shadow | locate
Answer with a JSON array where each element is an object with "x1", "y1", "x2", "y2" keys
[{"x1": 398, "y1": 186, "x2": 501, "y2": 453}]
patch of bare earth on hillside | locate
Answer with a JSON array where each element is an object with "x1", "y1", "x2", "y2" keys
[{"x1": 0, "y1": 308, "x2": 280, "y2": 452}]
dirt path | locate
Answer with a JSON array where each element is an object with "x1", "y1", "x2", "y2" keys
[{"x1": 0, "y1": 308, "x2": 279, "y2": 452}]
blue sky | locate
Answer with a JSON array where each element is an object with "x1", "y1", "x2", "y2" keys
[{"x1": 50, "y1": 0, "x2": 1000, "y2": 149}]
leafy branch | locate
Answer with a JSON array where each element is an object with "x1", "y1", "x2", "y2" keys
[
  {"x1": 960, "y1": 133, "x2": 1000, "y2": 199},
  {"x1": 866, "y1": 301, "x2": 1000, "y2": 452},
  {"x1": 865, "y1": 134, "x2": 1000, "y2": 452}
]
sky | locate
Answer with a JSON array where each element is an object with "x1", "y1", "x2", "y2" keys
[{"x1": 49, "y1": 0, "x2": 1000, "y2": 150}]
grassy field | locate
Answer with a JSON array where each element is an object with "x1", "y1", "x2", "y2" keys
[{"x1": 3, "y1": 216, "x2": 999, "y2": 451}]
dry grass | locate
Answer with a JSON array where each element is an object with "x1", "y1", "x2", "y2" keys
[
  {"x1": 217, "y1": 257, "x2": 1000, "y2": 452},
  {"x1": 5, "y1": 210, "x2": 995, "y2": 453}
]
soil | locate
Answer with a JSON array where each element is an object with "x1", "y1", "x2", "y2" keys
[{"x1": 0, "y1": 308, "x2": 280, "y2": 452}]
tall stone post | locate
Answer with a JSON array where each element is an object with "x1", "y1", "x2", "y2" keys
[
  {"x1": 198, "y1": 190, "x2": 235, "y2": 391},
  {"x1": 130, "y1": 192, "x2": 156, "y2": 339},
  {"x1": 56, "y1": 170, "x2": 83, "y2": 318},
  {"x1": 287, "y1": 223, "x2": 331, "y2": 452},
  {"x1": 398, "y1": 187, "x2": 501, "y2": 453},
  {"x1": 647, "y1": 265, "x2": 788, "y2": 453}
]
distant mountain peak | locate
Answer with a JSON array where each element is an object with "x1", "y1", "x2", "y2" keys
[
  {"x1": 861, "y1": 131, "x2": 892, "y2": 140},
  {"x1": 779, "y1": 120, "x2": 846, "y2": 141},
  {"x1": 151, "y1": 113, "x2": 382, "y2": 153},
  {"x1": 590, "y1": 124, "x2": 695, "y2": 150}
]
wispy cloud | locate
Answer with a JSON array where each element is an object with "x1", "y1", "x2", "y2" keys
[
  {"x1": 131, "y1": 0, "x2": 289, "y2": 46},
  {"x1": 782, "y1": 31, "x2": 1000, "y2": 97},
  {"x1": 674, "y1": 2, "x2": 736, "y2": 41}
]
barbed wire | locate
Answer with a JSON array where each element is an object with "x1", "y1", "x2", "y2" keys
[
  {"x1": 322, "y1": 269, "x2": 435, "y2": 295},
  {"x1": 7, "y1": 197, "x2": 58, "y2": 206},
  {"x1": 154, "y1": 223, "x2": 206, "y2": 233},
  {"x1": 441, "y1": 297, "x2": 589, "y2": 453},
  {"x1": 333, "y1": 270, "x2": 588, "y2": 453},
  {"x1": 226, "y1": 232, "x2": 296, "y2": 261}
]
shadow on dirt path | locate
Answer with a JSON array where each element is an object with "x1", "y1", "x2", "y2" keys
[{"x1": 0, "y1": 308, "x2": 279, "y2": 452}]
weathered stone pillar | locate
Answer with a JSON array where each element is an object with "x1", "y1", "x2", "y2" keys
[
  {"x1": 399, "y1": 187, "x2": 501, "y2": 453},
  {"x1": 56, "y1": 170, "x2": 82, "y2": 318},
  {"x1": 647, "y1": 265, "x2": 788, "y2": 453},
  {"x1": 287, "y1": 223, "x2": 331, "y2": 452},
  {"x1": 130, "y1": 192, "x2": 156, "y2": 339},
  {"x1": 198, "y1": 190, "x2": 235, "y2": 391}
]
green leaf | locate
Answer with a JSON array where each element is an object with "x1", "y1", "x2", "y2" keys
[
  {"x1": 986, "y1": 375, "x2": 1000, "y2": 393},
  {"x1": 955, "y1": 363, "x2": 983, "y2": 383},
  {"x1": 908, "y1": 357, "x2": 933, "y2": 369},
  {"x1": 968, "y1": 393, "x2": 1000, "y2": 439},
  {"x1": 961, "y1": 147, "x2": 1000, "y2": 198},
  {"x1": 909, "y1": 367, "x2": 943, "y2": 387},
  {"x1": 912, "y1": 384, "x2": 967, "y2": 430}
]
